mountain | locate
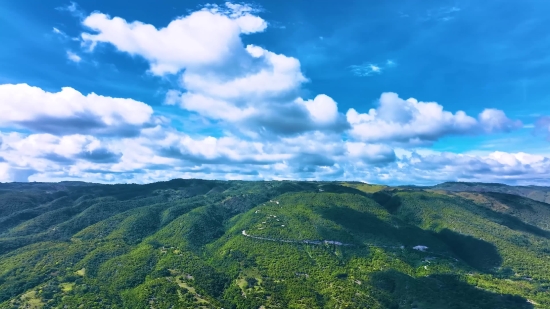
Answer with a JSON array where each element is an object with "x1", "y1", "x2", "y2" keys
[
  {"x1": 429, "y1": 182, "x2": 550, "y2": 204},
  {"x1": 0, "y1": 180, "x2": 549, "y2": 308}
]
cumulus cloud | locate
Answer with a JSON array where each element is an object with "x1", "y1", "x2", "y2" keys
[
  {"x1": 347, "y1": 92, "x2": 521, "y2": 145},
  {"x1": 0, "y1": 127, "x2": 344, "y2": 182},
  {"x1": 346, "y1": 143, "x2": 396, "y2": 164},
  {"x1": 478, "y1": 109, "x2": 522, "y2": 133},
  {"x1": 0, "y1": 129, "x2": 279, "y2": 182},
  {"x1": 81, "y1": 3, "x2": 267, "y2": 75},
  {"x1": 2, "y1": 126, "x2": 548, "y2": 185},
  {"x1": 153, "y1": 132, "x2": 289, "y2": 165},
  {"x1": 0, "y1": 2, "x2": 538, "y2": 185},
  {"x1": 1, "y1": 133, "x2": 118, "y2": 163},
  {"x1": 0, "y1": 84, "x2": 155, "y2": 136},
  {"x1": 0, "y1": 132, "x2": 124, "y2": 181},
  {"x1": 80, "y1": 4, "x2": 347, "y2": 136},
  {"x1": 389, "y1": 150, "x2": 550, "y2": 185},
  {"x1": 298, "y1": 95, "x2": 339, "y2": 125}
]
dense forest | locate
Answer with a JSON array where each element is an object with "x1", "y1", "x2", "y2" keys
[{"x1": 0, "y1": 179, "x2": 549, "y2": 308}]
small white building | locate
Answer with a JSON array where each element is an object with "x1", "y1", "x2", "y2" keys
[{"x1": 413, "y1": 245, "x2": 428, "y2": 252}]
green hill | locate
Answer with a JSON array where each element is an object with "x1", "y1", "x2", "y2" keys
[
  {"x1": 429, "y1": 182, "x2": 550, "y2": 204},
  {"x1": 0, "y1": 180, "x2": 549, "y2": 308}
]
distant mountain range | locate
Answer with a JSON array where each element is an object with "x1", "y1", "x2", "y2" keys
[
  {"x1": 429, "y1": 182, "x2": 550, "y2": 204},
  {"x1": 1, "y1": 180, "x2": 549, "y2": 308}
]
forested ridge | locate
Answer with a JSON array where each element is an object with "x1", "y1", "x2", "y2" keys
[{"x1": 0, "y1": 179, "x2": 549, "y2": 308}]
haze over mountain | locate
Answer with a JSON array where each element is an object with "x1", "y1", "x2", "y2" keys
[{"x1": 1, "y1": 0, "x2": 550, "y2": 185}]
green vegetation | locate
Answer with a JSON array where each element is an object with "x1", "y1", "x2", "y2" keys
[
  {"x1": 0, "y1": 180, "x2": 549, "y2": 308},
  {"x1": 429, "y1": 182, "x2": 550, "y2": 204}
]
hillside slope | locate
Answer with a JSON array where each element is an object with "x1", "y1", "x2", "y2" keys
[{"x1": 0, "y1": 180, "x2": 549, "y2": 308}]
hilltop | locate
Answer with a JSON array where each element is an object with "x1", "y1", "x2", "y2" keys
[{"x1": 0, "y1": 180, "x2": 549, "y2": 308}]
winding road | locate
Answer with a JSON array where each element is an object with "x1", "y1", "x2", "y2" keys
[
  {"x1": 242, "y1": 230, "x2": 353, "y2": 246},
  {"x1": 241, "y1": 230, "x2": 457, "y2": 261}
]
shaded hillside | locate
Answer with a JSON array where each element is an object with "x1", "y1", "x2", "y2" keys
[{"x1": 0, "y1": 180, "x2": 549, "y2": 308}]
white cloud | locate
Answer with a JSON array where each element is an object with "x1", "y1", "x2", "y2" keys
[
  {"x1": 176, "y1": 44, "x2": 308, "y2": 123},
  {"x1": 174, "y1": 43, "x2": 318, "y2": 133},
  {"x1": 206, "y1": 2, "x2": 266, "y2": 34},
  {"x1": 297, "y1": 94, "x2": 339, "y2": 125},
  {"x1": 347, "y1": 92, "x2": 521, "y2": 145},
  {"x1": 1, "y1": 133, "x2": 113, "y2": 161},
  {"x1": 0, "y1": 84, "x2": 154, "y2": 136},
  {"x1": 81, "y1": 3, "x2": 266, "y2": 75},
  {"x1": 79, "y1": 4, "x2": 348, "y2": 136},
  {"x1": 181, "y1": 44, "x2": 306, "y2": 102},
  {"x1": 1, "y1": 2, "x2": 540, "y2": 185},
  {"x1": 0, "y1": 129, "x2": 289, "y2": 182},
  {"x1": 1, "y1": 127, "x2": 548, "y2": 186},
  {"x1": 0, "y1": 132, "x2": 121, "y2": 181},
  {"x1": 178, "y1": 93, "x2": 257, "y2": 121},
  {"x1": 478, "y1": 109, "x2": 522, "y2": 133},
  {"x1": 67, "y1": 51, "x2": 82, "y2": 63},
  {"x1": 149, "y1": 129, "x2": 290, "y2": 165},
  {"x1": 389, "y1": 150, "x2": 550, "y2": 185},
  {"x1": 346, "y1": 142, "x2": 396, "y2": 164}
]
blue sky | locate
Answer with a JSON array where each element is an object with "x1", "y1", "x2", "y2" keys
[{"x1": 0, "y1": 0, "x2": 549, "y2": 185}]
